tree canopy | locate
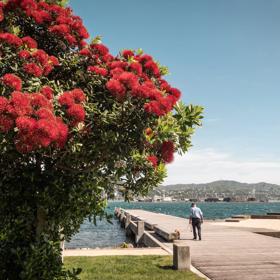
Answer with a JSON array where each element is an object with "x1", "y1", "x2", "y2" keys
[{"x1": 0, "y1": 0, "x2": 203, "y2": 279}]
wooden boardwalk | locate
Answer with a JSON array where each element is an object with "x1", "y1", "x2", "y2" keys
[{"x1": 124, "y1": 209, "x2": 280, "y2": 280}]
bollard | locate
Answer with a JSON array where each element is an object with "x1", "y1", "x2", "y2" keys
[
  {"x1": 173, "y1": 243, "x2": 191, "y2": 270},
  {"x1": 135, "y1": 221, "x2": 144, "y2": 243},
  {"x1": 125, "y1": 214, "x2": 131, "y2": 229},
  {"x1": 120, "y1": 213, "x2": 125, "y2": 227}
]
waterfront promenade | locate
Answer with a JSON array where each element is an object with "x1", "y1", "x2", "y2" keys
[{"x1": 123, "y1": 209, "x2": 280, "y2": 280}]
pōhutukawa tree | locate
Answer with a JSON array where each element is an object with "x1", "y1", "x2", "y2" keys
[{"x1": 0, "y1": 0, "x2": 203, "y2": 279}]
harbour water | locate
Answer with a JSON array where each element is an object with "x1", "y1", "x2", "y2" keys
[{"x1": 65, "y1": 201, "x2": 280, "y2": 249}]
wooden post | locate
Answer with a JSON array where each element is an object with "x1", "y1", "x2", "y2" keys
[
  {"x1": 125, "y1": 214, "x2": 131, "y2": 229},
  {"x1": 120, "y1": 213, "x2": 125, "y2": 227},
  {"x1": 135, "y1": 221, "x2": 144, "y2": 243},
  {"x1": 173, "y1": 243, "x2": 191, "y2": 270}
]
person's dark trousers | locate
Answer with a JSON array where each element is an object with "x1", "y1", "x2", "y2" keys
[{"x1": 192, "y1": 218, "x2": 202, "y2": 240}]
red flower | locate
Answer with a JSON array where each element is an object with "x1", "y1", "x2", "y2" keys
[
  {"x1": 36, "y1": 108, "x2": 55, "y2": 120},
  {"x1": 79, "y1": 48, "x2": 91, "y2": 56},
  {"x1": 35, "y1": 119, "x2": 59, "y2": 147},
  {"x1": 15, "y1": 116, "x2": 36, "y2": 132},
  {"x1": 138, "y1": 54, "x2": 153, "y2": 64},
  {"x1": 90, "y1": 43, "x2": 109, "y2": 56},
  {"x1": 43, "y1": 64, "x2": 54, "y2": 76},
  {"x1": 110, "y1": 67, "x2": 124, "y2": 79},
  {"x1": 31, "y1": 93, "x2": 51, "y2": 109},
  {"x1": 87, "y1": 66, "x2": 108, "y2": 76},
  {"x1": 56, "y1": 15, "x2": 72, "y2": 25},
  {"x1": 8, "y1": 91, "x2": 32, "y2": 117},
  {"x1": 131, "y1": 80, "x2": 155, "y2": 99},
  {"x1": 169, "y1": 87, "x2": 181, "y2": 101},
  {"x1": 1, "y1": 74, "x2": 22, "y2": 91},
  {"x1": 56, "y1": 118, "x2": 68, "y2": 148},
  {"x1": 0, "y1": 33, "x2": 22, "y2": 47},
  {"x1": 144, "y1": 101, "x2": 161, "y2": 116},
  {"x1": 0, "y1": 115, "x2": 14, "y2": 132},
  {"x1": 31, "y1": 9, "x2": 51, "y2": 24},
  {"x1": 40, "y1": 86, "x2": 53, "y2": 100},
  {"x1": 161, "y1": 141, "x2": 175, "y2": 163},
  {"x1": 110, "y1": 61, "x2": 127, "y2": 70},
  {"x1": 118, "y1": 72, "x2": 139, "y2": 89},
  {"x1": 144, "y1": 60, "x2": 160, "y2": 77},
  {"x1": 159, "y1": 79, "x2": 171, "y2": 91},
  {"x1": 58, "y1": 92, "x2": 75, "y2": 107},
  {"x1": 0, "y1": 8, "x2": 4, "y2": 22},
  {"x1": 102, "y1": 53, "x2": 114, "y2": 63},
  {"x1": 65, "y1": 34, "x2": 77, "y2": 45},
  {"x1": 22, "y1": 36, "x2": 38, "y2": 49},
  {"x1": 20, "y1": 0, "x2": 37, "y2": 12},
  {"x1": 48, "y1": 24, "x2": 70, "y2": 35},
  {"x1": 0, "y1": 97, "x2": 8, "y2": 113},
  {"x1": 131, "y1": 84, "x2": 150, "y2": 98},
  {"x1": 23, "y1": 63, "x2": 43, "y2": 77},
  {"x1": 147, "y1": 155, "x2": 158, "y2": 168},
  {"x1": 18, "y1": 50, "x2": 31, "y2": 59},
  {"x1": 32, "y1": 49, "x2": 49, "y2": 65},
  {"x1": 106, "y1": 79, "x2": 126, "y2": 99},
  {"x1": 79, "y1": 40, "x2": 88, "y2": 48},
  {"x1": 67, "y1": 104, "x2": 85, "y2": 124},
  {"x1": 130, "y1": 62, "x2": 142, "y2": 75},
  {"x1": 122, "y1": 49, "x2": 134, "y2": 58},
  {"x1": 71, "y1": 88, "x2": 86, "y2": 103},
  {"x1": 49, "y1": 56, "x2": 59, "y2": 66},
  {"x1": 75, "y1": 25, "x2": 89, "y2": 39}
]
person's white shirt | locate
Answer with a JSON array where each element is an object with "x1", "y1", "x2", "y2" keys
[{"x1": 190, "y1": 206, "x2": 203, "y2": 219}]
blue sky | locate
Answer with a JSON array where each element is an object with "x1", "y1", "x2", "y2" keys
[{"x1": 70, "y1": 0, "x2": 280, "y2": 184}]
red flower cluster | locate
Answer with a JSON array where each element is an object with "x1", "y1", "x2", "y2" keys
[
  {"x1": 58, "y1": 89, "x2": 86, "y2": 126},
  {"x1": 147, "y1": 155, "x2": 158, "y2": 168},
  {"x1": 87, "y1": 66, "x2": 108, "y2": 76},
  {"x1": 78, "y1": 43, "x2": 182, "y2": 116},
  {"x1": 1, "y1": 74, "x2": 22, "y2": 91},
  {"x1": 0, "y1": 30, "x2": 59, "y2": 77},
  {"x1": 22, "y1": 36, "x2": 38, "y2": 48},
  {"x1": 81, "y1": 44, "x2": 178, "y2": 113},
  {"x1": 161, "y1": 141, "x2": 175, "y2": 163},
  {"x1": 3, "y1": 0, "x2": 88, "y2": 47},
  {"x1": 0, "y1": 86, "x2": 69, "y2": 153},
  {"x1": 0, "y1": 32, "x2": 22, "y2": 47},
  {"x1": 19, "y1": 48, "x2": 59, "y2": 77},
  {"x1": 79, "y1": 43, "x2": 114, "y2": 64},
  {"x1": 0, "y1": 2, "x2": 4, "y2": 22}
]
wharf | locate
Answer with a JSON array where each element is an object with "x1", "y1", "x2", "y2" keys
[{"x1": 123, "y1": 209, "x2": 280, "y2": 280}]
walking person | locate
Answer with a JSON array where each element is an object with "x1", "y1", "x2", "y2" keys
[{"x1": 189, "y1": 203, "x2": 203, "y2": 240}]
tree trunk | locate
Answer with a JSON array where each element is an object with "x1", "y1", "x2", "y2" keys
[{"x1": 36, "y1": 206, "x2": 47, "y2": 240}]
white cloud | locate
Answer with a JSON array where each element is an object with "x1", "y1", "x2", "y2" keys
[{"x1": 164, "y1": 148, "x2": 280, "y2": 185}]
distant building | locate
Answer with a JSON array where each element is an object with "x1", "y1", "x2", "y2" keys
[
  {"x1": 205, "y1": 197, "x2": 219, "y2": 202},
  {"x1": 162, "y1": 196, "x2": 172, "y2": 202},
  {"x1": 247, "y1": 197, "x2": 256, "y2": 202},
  {"x1": 152, "y1": 195, "x2": 162, "y2": 202}
]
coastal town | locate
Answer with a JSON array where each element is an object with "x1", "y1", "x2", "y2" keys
[{"x1": 114, "y1": 180, "x2": 280, "y2": 203}]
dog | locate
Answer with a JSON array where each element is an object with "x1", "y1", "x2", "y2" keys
[{"x1": 174, "y1": 229, "x2": 181, "y2": 240}]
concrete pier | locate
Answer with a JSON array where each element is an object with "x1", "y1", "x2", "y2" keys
[{"x1": 115, "y1": 208, "x2": 280, "y2": 280}]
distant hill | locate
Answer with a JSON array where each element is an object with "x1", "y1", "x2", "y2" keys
[{"x1": 150, "y1": 180, "x2": 280, "y2": 200}]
